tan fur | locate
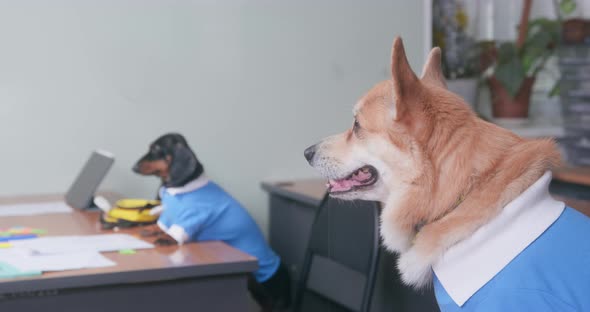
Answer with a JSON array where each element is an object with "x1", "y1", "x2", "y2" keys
[{"x1": 307, "y1": 37, "x2": 561, "y2": 287}]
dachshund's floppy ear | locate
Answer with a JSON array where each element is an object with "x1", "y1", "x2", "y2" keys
[{"x1": 167, "y1": 143, "x2": 204, "y2": 187}]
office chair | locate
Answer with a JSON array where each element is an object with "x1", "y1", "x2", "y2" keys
[{"x1": 292, "y1": 195, "x2": 381, "y2": 312}]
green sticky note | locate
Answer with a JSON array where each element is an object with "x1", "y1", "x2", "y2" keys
[
  {"x1": 30, "y1": 229, "x2": 47, "y2": 235},
  {"x1": 0, "y1": 232, "x2": 11, "y2": 237},
  {"x1": 118, "y1": 249, "x2": 137, "y2": 255}
]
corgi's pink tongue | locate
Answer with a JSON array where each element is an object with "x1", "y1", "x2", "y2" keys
[{"x1": 328, "y1": 169, "x2": 373, "y2": 192}]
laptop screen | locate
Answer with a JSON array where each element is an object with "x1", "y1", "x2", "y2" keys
[{"x1": 65, "y1": 150, "x2": 114, "y2": 209}]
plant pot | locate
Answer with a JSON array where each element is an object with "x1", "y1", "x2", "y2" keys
[
  {"x1": 488, "y1": 76, "x2": 536, "y2": 119},
  {"x1": 447, "y1": 78, "x2": 479, "y2": 110},
  {"x1": 562, "y1": 18, "x2": 588, "y2": 44}
]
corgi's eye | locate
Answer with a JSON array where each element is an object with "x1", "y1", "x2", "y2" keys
[{"x1": 353, "y1": 119, "x2": 361, "y2": 134}]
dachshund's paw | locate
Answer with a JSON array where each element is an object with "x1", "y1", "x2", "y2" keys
[
  {"x1": 140, "y1": 229, "x2": 163, "y2": 237},
  {"x1": 154, "y1": 237, "x2": 178, "y2": 246}
]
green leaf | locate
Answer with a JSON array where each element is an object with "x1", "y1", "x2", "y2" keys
[
  {"x1": 528, "y1": 20, "x2": 559, "y2": 43},
  {"x1": 560, "y1": 0, "x2": 577, "y2": 15},
  {"x1": 497, "y1": 42, "x2": 517, "y2": 64},
  {"x1": 523, "y1": 31, "x2": 554, "y2": 72},
  {"x1": 519, "y1": 18, "x2": 560, "y2": 74},
  {"x1": 494, "y1": 58, "x2": 526, "y2": 97}
]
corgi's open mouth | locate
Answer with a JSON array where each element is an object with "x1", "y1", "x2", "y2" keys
[{"x1": 327, "y1": 165, "x2": 378, "y2": 194}]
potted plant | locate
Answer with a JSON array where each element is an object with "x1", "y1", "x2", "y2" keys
[
  {"x1": 481, "y1": 0, "x2": 575, "y2": 119},
  {"x1": 433, "y1": 0, "x2": 481, "y2": 109}
]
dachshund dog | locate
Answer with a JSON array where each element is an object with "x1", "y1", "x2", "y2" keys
[
  {"x1": 133, "y1": 133, "x2": 203, "y2": 245},
  {"x1": 133, "y1": 133, "x2": 291, "y2": 311},
  {"x1": 133, "y1": 133, "x2": 204, "y2": 190}
]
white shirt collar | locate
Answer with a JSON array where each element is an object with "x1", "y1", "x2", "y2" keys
[
  {"x1": 433, "y1": 171, "x2": 565, "y2": 306},
  {"x1": 164, "y1": 174, "x2": 210, "y2": 196}
]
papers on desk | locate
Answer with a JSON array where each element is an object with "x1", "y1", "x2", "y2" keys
[
  {"x1": 0, "y1": 201, "x2": 72, "y2": 217},
  {"x1": 0, "y1": 249, "x2": 115, "y2": 273},
  {"x1": 0, "y1": 234, "x2": 154, "y2": 276},
  {"x1": 12, "y1": 234, "x2": 154, "y2": 255}
]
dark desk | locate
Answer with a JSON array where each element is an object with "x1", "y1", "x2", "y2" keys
[{"x1": 0, "y1": 194, "x2": 258, "y2": 312}]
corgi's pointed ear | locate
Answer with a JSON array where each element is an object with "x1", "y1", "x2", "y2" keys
[
  {"x1": 390, "y1": 37, "x2": 419, "y2": 120},
  {"x1": 420, "y1": 47, "x2": 446, "y2": 88}
]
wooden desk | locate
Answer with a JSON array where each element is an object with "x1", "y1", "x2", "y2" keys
[
  {"x1": 553, "y1": 166, "x2": 590, "y2": 186},
  {"x1": 551, "y1": 167, "x2": 590, "y2": 216},
  {"x1": 0, "y1": 194, "x2": 258, "y2": 312}
]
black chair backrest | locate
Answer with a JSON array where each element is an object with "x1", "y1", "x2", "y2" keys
[{"x1": 293, "y1": 195, "x2": 380, "y2": 312}]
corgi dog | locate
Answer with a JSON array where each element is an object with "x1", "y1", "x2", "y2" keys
[{"x1": 303, "y1": 37, "x2": 560, "y2": 288}]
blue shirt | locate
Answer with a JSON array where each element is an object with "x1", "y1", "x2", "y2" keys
[
  {"x1": 434, "y1": 207, "x2": 590, "y2": 312},
  {"x1": 158, "y1": 181, "x2": 280, "y2": 282}
]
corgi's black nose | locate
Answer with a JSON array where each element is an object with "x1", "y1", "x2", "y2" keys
[{"x1": 304, "y1": 144, "x2": 316, "y2": 163}]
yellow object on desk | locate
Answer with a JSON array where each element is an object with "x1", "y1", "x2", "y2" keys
[{"x1": 101, "y1": 199, "x2": 161, "y2": 229}]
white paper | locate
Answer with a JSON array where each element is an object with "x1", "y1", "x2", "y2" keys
[
  {"x1": 0, "y1": 249, "x2": 115, "y2": 272},
  {"x1": 0, "y1": 201, "x2": 72, "y2": 217},
  {"x1": 12, "y1": 234, "x2": 154, "y2": 255}
]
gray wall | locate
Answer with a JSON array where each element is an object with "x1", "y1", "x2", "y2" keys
[{"x1": 0, "y1": 0, "x2": 426, "y2": 232}]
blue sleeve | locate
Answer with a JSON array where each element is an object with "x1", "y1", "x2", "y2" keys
[
  {"x1": 172, "y1": 203, "x2": 210, "y2": 240},
  {"x1": 475, "y1": 289, "x2": 576, "y2": 312},
  {"x1": 157, "y1": 194, "x2": 177, "y2": 229},
  {"x1": 157, "y1": 203, "x2": 173, "y2": 230}
]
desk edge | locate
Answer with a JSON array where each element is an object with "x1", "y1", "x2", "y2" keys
[
  {"x1": 260, "y1": 182, "x2": 323, "y2": 207},
  {"x1": 0, "y1": 259, "x2": 258, "y2": 295}
]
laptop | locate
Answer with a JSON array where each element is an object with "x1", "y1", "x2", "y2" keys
[{"x1": 65, "y1": 150, "x2": 115, "y2": 209}]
